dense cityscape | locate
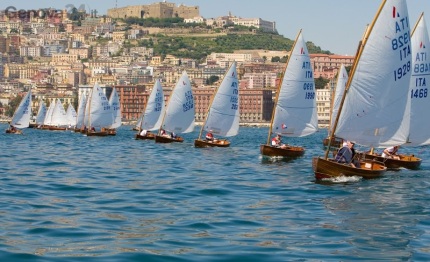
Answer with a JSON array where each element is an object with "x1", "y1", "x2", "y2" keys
[{"x1": 0, "y1": 1, "x2": 354, "y2": 126}]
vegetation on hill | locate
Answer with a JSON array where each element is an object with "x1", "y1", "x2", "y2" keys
[{"x1": 119, "y1": 17, "x2": 331, "y2": 61}]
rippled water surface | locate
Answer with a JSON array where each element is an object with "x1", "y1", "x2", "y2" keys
[{"x1": 1, "y1": 123, "x2": 430, "y2": 261}]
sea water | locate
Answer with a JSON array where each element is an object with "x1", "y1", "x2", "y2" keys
[{"x1": 1, "y1": 123, "x2": 429, "y2": 261}]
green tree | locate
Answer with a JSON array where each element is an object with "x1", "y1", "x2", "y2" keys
[
  {"x1": 315, "y1": 76, "x2": 330, "y2": 89},
  {"x1": 5, "y1": 95, "x2": 24, "y2": 117},
  {"x1": 206, "y1": 75, "x2": 219, "y2": 85}
]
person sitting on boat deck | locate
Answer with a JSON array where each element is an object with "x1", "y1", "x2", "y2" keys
[
  {"x1": 271, "y1": 134, "x2": 287, "y2": 149},
  {"x1": 335, "y1": 141, "x2": 359, "y2": 168},
  {"x1": 91, "y1": 126, "x2": 96, "y2": 132},
  {"x1": 171, "y1": 131, "x2": 177, "y2": 139},
  {"x1": 205, "y1": 130, "x2": 214, "y2": 142},
  {"x1": 140, "y1": 129, "x2": 147, "y2": 136},
  {"x1": 160, "y1": 129, "x2": 168, "y2": 137},
  {"x1": 382, "y1": 145, "x2": 400, "y2": 160}
]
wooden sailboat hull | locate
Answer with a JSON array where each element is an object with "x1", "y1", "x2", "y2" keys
[
  {"x1": 361, "y1": 153, "x2": 421, "y2": 170},
  {"x1": 106, "y1": 129, "x2": 116, "y2": 136},
  {"x1": 322, "y1": 137, "x2": 343, "y2": 148},
  {"x1": 312, "y1": 157, "x2": 386, "y2": 180},
  {"x1": 48, "y1": 126, "x2": 66, "y2": 131},
  {"x1": 86, "y1": 130, "x2": 109, "y2": 137},
  {"x1": 260, "y1": 144, "x2": 305, "y2": 158},
  {"x1": 194, "y1": 139, "x2": 230, "y2": 148},
  {"x1": 135, "y1": 133, "x2": 155, "y2": 140},
  {"x1": 5, "y1": 129, "x2": 23, "y2": 134},
  {"x1": 155, "y1": 135, "x2": 184, "y2": 143}
]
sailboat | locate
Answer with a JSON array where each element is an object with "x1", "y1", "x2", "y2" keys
[
  {"x1": 322, "y1": 64, "x2": 348, "y2": 148},
  {"x1": 260, "y1": 30, "x2": 318, "y2": 158},
  {"x1": 155, "y1": 71, "x2": 195, "y2": 143},
  {"x1": 41, "y1": 100, "x2": 55, "y2": 130},
  {"x1": 135, "y1": 79, "x2": 165, "y2": 140},
  {"x1": 194, "y1": 62, "x2": 239, "y2": 148},
  {"x1": 133, "y1": 112, "x2": 144, "y2": 131},
  {"x1": 361, "y1": 12, "x2": 428, "y2": 170},
  {"x1": 48, "y1": 99, "x2": 67, "y2": 131},
  {"x1": 65, "y1": 104, "x2": 77, "y2": 130},
  {"x1": 105, "y1": 87, "x2": 122, "y2": 135},
  {"x1": 313, "y1": 0, "x2": 411, "y2": 180},
  {"x1": 85, "y1": 83, "x2": 112, "y2": 136},
  {"x1": 75, "y1": 93, "x2": 87, "y2": 133},
  {"x1": 34, "y1": 101, "x2": 47, "y2": 129},
  {"x1": 6, "y1": 89, "x2": 32, "y2": 134}
]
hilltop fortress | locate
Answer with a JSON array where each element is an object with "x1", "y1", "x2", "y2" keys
[{"x1": 107, "y1": 1, "x2": 199, "y2": 19}]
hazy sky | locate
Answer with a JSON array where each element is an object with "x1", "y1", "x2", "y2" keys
[{"x1": 1, "y1": 0, "x2": 428, "y2": 55}]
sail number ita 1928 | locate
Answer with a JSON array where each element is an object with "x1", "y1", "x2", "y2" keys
[{"x1": 183, "y1": 90, "x2": 194, "y2": 112}]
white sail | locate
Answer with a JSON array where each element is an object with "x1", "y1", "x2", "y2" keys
[
  {"x1": 406, "y1": 14, "x2": 430, "y2": 146},
  {"x1": 330, "y1": 64, "x2": 348, "y2": 131},
  {"x1": 50, "y1": 99, "x2": 68, "y2": 127},
  {"x1": 202, "y1": 62, "x2": 240, "y2": 137},
  {"x1": 65, "y1": 104, "x2": 77, "y2": 127},
  {"x1": 161, "y1": 71, "x2": 195, "y2": 133},
  {"x1": 135, "y1": 112, "x2": 144, "y2": 130},
  {"x1": 35, "y1": 102, "x2": 47, "y2": 125},
  {"x1": 108, "y1": 87, "x2": 122, "y2": 129},
  {"x1": 335, "y1": 0, "x2": 412, "y2": 147},
  {"x1": 76, "y1": 93, "x2": 87, "y2": 128},
  {"x1": 88, "y1": 83, "x2": 112, "y2": 128},
  {"x1": 43, "y1": 101, "x2": 55, "y2": 126},
  {"x1": 272, "y1": 30, "x2": 318, "y2": 137},
  {"x1": 10, "y1": 90, "x2": 32, "y2": 129},
  {"x1": 141, "y1": 80, "x2": 165, "y2": 131}
]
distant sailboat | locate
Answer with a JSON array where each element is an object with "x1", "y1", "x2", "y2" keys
[
  {"x1": 155, "y1": 71, "x2": 195, "y2": 143},
  {"x1": 106, "y1": 87, "x2": 122, "y2": 135},
  {"x1": 41, "y1": 100, "x2": 55, "y2": 130},
  {"x1": 135, "y1": 79, "x2": 165, "y2": 140},
  {"x1": 194, "y1": 62, "x2": 240, "y2": 148},
  {"x1": 6, "y1": 90, "x2": 32, "y2": 134},
  {"x1": 322, "y1": 64, "x2": 348, "y2": 148},
  {"x1": 260, "y1": 30, "x2": 318, "y2": 158},
  {"x1": 48, "y1": 99, "x2": 67, "y2": 131},
  {"x1": 75, "y1": 93, "x2": 87, "y2": 132},
  {"x1": 313, "y1": 0, "x2": 411, "y2": 179},
  {"x1": 86, "y1": 83, "x2": 111, "y2": 136},
  {"x1": 35, "y1": 101, "x2": 47, "y2": 128},
  {"x1": 65, "y1": 104, "x2": 77, "y2": 130}
]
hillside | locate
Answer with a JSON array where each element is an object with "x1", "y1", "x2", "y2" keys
[{"x1": 119, "y1": 18, "x2": 332, "y2": 61}]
